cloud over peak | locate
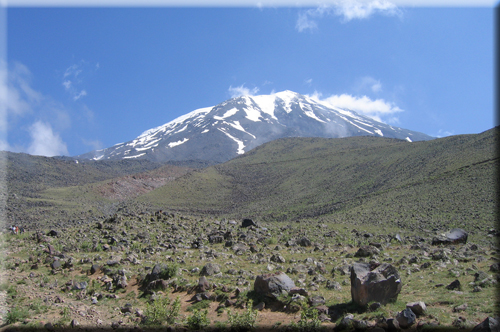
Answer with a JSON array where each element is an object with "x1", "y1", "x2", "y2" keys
[
  {"x1": 308, "y1": 92, "x2": 403, "y2": 124},
  {"x1": 296, "y1": 0, "x2": 402, "y2": 32},
  {"x1": 228, "y1": 84, "x2": 260, "y2": 98}
]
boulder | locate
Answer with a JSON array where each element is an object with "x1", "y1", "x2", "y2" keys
[
  {"x1": 446, "y1": 279, "x2": 461, "y2": 291},
  {"x1": 350, "y1": 262, "x2": 402, "y2": 306},
  {"x1": 309, "y1": 295, "x2": 325, "y2": 306},
  {"x1": 432, "y1": 228, "x2": 468, "y2": 245},
  {"x1": 472, "y1": 317, "x2": 500, "y2": 332},
  {"x1": 298, "y1": 237, "x2": 312, "y2": 247},
  {"x1": 241, "y1": 219, "x2": 257, "y2": 228},
  {"x1": 50, "y1": 260, "x2": 62, "y2": 270},
  {"x1": 406, "y1": 301, "x2": 427, "y2": 316},
  {"x1": 354, "y1": 245, "x2": 380, "y2": 258},
  {"x1": 90, "y1": 264, "x2": 101, "y2": 274},
  {"x1": 73, "y1": 281, "x2": 88, "y2": 290},
  {"x1": 397, "y1": 308, "x2": 416, "y2": 328},
  {"x1": 200, "y1": 263, "x2": 221, "y2": 276},
  {"x1": 254, "y1": 272, "x2": 296, "y2": 299},
  {"x1": 197, "y1": 276, "x2": 210, "y2": 292}
]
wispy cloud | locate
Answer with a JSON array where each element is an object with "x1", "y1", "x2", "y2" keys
[
  {"x1": 27, "y1": 121, "x2": 68, "y2": 157},
  {"x1": 228, "y1": 84, "x2": 260, "y2": 98},
  {"x1": 435, "y1": 129, "x2": 454, "y2": 138},
  {"x1": 296, "y1": 0, "x2": 402, "y2": 32},
  {"x1": 358, "y1": 76, "x2": 382, "y2": 93},
  {"x1": 62, "y1": 60, "x2": 98, "y2": 101},
  {"x1": 308, "y1": 92, "x2": 403, "y2": 123}
]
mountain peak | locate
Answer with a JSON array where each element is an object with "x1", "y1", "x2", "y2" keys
[{"x1": 77, "y1": 91, "x2": 434, "y2": 163}]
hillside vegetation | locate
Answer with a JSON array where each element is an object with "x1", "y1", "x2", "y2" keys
[{"x1": 139, "y1": 128, "x2": 497, "y2": 232}]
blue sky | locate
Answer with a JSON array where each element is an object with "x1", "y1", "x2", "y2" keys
[{"x1": 2, "y1": 3, "x2": 495, "y2": 157}]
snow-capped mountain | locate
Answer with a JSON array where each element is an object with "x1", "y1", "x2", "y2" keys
[{"x1": 77, "y1": 90, "x2": 433, "y2": 163}]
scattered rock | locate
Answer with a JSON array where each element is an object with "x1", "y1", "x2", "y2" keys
[
  {"x1": 397, "y1": 308, "x2": 416, "y2": 328},
  {"x1": 406, "y1": 301, "x2": 427, "y2": 316},
  {"x1": 453, "y1": 303, "x2": 468, "y2": 312},
  {"x1": 446, "y1": 279, "x2": 461, "y2": 290},
  {"x1": 354, "y1": 245, "x2": 380, "y2": 258},
  {"x1": 254, "y1": 271, "x2": 296, "y2": 299},
  {"x1": 197, "y1": 276, "x2": 210, "y2": 292},
  {"x1": 90, "y1": 264, "x2": 100, "y2": 274},
  {"x1": 241, "y1": 219, "x2": 257, "y2": 228},
  {"x1": 73, "y1": 281, "x2": 88, "y2": 290},
  {"x1": 472, "y1": 316, "x2": 500, "y2": 332},
  {"x1": 298, "y1": 237, "x2": 312, "y2": 247},
  {"x1": 200, "y1": 263, "x2": 221, "y2": 276},
  {"x1": 308, "y1": 295, "x2": 325, "y2": 306},
  {"x1": 432, "y1": 228, "x2": 468, "y2": 245},
  {"x1": 350, "y1": 262, "x2": 402, "y2": 306}
]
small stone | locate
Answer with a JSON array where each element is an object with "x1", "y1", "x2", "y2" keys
[
  {"x1": 253, "y1": 302, "x2": 265, "y2": 311},
  {"x1": 453, "y1": 303, "x2": 468, "y2": 312},
  {"x1": 446, "y1": 279, "x2": 461, "y2": 290},
  {"x1": 406, "y1": 301, "x2": 427, "y2": 316},
  {"x1": 396, "y1": 308, "x2": 416, "y2": 328}
]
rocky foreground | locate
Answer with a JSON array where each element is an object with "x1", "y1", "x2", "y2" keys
[{"x1": 1, "y1": 210, "x2": 498, "y2": 331}]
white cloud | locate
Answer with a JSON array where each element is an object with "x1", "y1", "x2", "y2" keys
[
  {"x1": 228, "y1": 84, "x2": 260, "y2": 98},
  {"x1": 27, "y1": 121, "x2": 68, "y2": 157},
  {"x1": 335, "y1": 0, "x2": 402, "y2": 22},
  {"x1": 308, "y1": 92, "x2": 403, "y2": 123},
  {"x1": 73, "y1": 89, "x2": 87, "y2": 101},
  {"x1": 62, "y1": 60, "x2": 98, "y2": 101},
  {"x1": 296, "y1": 0, "x2": 402, "y2": 32},
  {"x1": 305, "y1": 78, "x2": 313, "y2": 86},
  {"x1": 359, "y1": 76, "x2": 382, "y2": 93},
  {"x1": 296, "y1": 10, "x2": 319, "y2": 32},
  {"x1": 63, "y1": 80, "x2": 72, "y2": 90}
]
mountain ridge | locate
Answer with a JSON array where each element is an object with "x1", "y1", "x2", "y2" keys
[{"x1": 77, "y1": 90, "x2": 434, "y2": 163}]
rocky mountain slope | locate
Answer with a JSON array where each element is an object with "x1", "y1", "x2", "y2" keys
[
  {"x1": 137, "y1": 127, "x2": 497, "y2": 228},
  {"x1": 77, "y1": 91, "x2": 433, "y2": 163},
  {"x1": 8, "y1": 127, "x2": 495, "y2": 233}
]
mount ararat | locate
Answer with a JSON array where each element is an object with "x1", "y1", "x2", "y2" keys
[{"x1": 78, "y1": 90, "x2": 433, "y2": 163}]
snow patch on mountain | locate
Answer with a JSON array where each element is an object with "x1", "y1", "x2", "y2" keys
[
  {"x1": 214, "y1": 108, "x2": 238, "y2": 120},
  {"x1": 250, "y1": 94, "x2": 278, "y2": 120},
  {"x1": 168, "y1": 138, "x2": 189, "y2": 148}
]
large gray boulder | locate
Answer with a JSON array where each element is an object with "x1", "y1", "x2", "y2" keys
[
  {"x1": 432, "y1": 228, "x2": 468, "y2": 245},
  {"x1": 254, "y1": 272, "x2": 296, "y2": 299},
  {"x1": 200, "y1": 263, "x2": 221, "y2": 276},
  {"x1": 350, "y1": 262, "x2": 402, "y2": 307},
  {"x1": 472, "y1": 317, "x2": 500, "y2": 332}
]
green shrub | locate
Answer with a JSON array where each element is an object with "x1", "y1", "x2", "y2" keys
[
  {"x1": 187, "y1": 299, "x2": 211, "y2": 312},
  {"x1": 160, "y1": 263, "x2": 179, "y2": 280},
  {"x1": 185, "y1": 309, "x2": 210, "y2": 330},
  {"x1": 227, "y1": 299, "x2": 258, "y2": 332},
  {"x1": 4, "y1": 307, "x2": 29, "y2": 325},
  {"x1": 289, "y1": 307, "x2": 322, "y2": 332},
  {"x1": 266, "y1": 237, "x2": 278, "y2": 245},
  {"x1": 143, "y1": 296, "x2": 181, "y2": 326}
]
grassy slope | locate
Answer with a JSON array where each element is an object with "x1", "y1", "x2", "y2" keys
[
  {"x1": 5, "y1": 153, "x2": 192, "y2": 227},
  {"x1": 139, "y1": 128, "x2": 497, "y2": 230}
]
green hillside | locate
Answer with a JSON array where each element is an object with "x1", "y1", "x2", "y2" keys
[{"x1": 139, "y1": 128, "x2": 497, "y2": 231}]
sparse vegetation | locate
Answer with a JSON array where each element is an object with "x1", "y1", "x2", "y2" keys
[{"x1": 1, "y1": 128, "x2": 497, "y2": 330}]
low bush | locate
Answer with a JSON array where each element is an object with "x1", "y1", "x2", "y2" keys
[
  {"x1": 227, "y1": 299, "x2": 258, "y2": 332},
  {"x1": 185, "y1": 308, "x2": 210, "y2": 330},
  {"x1": 143, "y1": 296, "x2": 181, "y2": 326}
]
